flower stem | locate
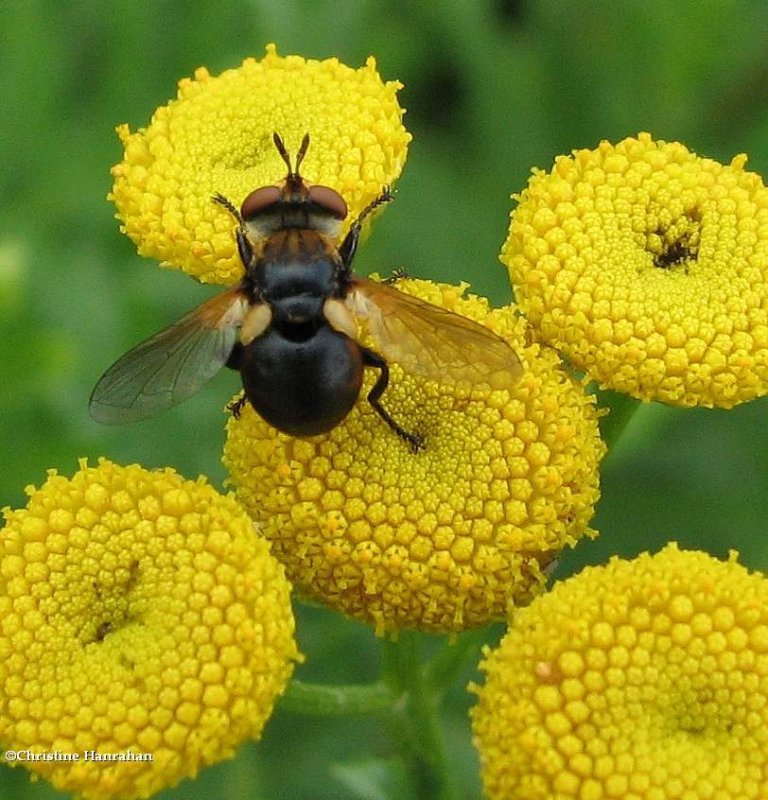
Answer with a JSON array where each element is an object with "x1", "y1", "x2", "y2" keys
[
  {"x1": 281, "y1": 632, "x2": 477, "y2": 798},
  {"x1": 280, "y1": 678, "x2": 395, "y2": 716},
  {"x1": 423, "y1": 627, "x2": 491, "y2": 694},
  {"x1": 381, "y1": 634, "x2": 458, "y2": 800}
]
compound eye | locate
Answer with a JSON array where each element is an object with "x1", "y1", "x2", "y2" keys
[
  {"x1": 240, "y1": 186, "x2": 282, "y2": 220},
  {"x1": 308, "y1": 185, "x2": 347, "y2": 220}
]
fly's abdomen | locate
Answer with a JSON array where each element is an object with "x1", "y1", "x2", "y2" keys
[{"x1": 239, "y1": 326, "x2": 364, "y2": 436}]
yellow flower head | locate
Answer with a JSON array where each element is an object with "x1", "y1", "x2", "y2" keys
[
  {"x1": 223, "y1": 278, "x2": 604, "y2": 635},
  {"x1": 471, "y1": 543, "x2": 768, "y2": 800},
  {"x1": 502, "y1": 132, "x2": 768, "y2": 407},
  {"x1": 110, "y1": 44, "x2": 410, "y2": 285},
  {"x1": 0, "y1": 459, "x2": 299, "y2": 800}
]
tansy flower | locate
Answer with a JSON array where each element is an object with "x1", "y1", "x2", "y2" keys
[
  {"x1": 110, "y1": 44, "x2": 410, "y2": 285},
  {"x1": 471, "y1": 543, "x2": 768, "y2": 800},
  {"x1": 502, "y1": 132, "x2": 768, "y2": 408},
  {"x1": 0, "y1": 458, "x2": 299, "y2": 800},
  {"x1": 223, "y1": 278, "x2": 605, "y2": 635}
]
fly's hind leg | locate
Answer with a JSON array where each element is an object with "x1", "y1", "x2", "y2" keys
[
  {"x1": 227, "y1": 394, "x2": 247, "y2": 419},
  {"x1": 225, "y1": 343, "x2": 247, "y2": 419},
  {"x1": 361, "y1": 347, "x2": 424, "y2": 453}
]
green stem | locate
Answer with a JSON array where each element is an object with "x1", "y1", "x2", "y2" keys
[
  {"x1": 280, "y1": 678, "x2": 395, "y2": 716},
  {"x1": 382, "y1": 635, "x2": 457, "y2": 800},
  {"x1": 281, "y1": 633, "x2": 476, "y2": 798},
  {"x1": 423, "y1": 627, "x2": 490, "y2": 695}
]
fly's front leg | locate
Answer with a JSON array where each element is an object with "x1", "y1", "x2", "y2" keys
[
  {"x1": 338, "y1": 187, "x2": 395, "y2": 268},
  {"x1": 212, "y1": 193, "x2": 255, "y2": 269},
  {"x1": 361, "y1": 347, "x2": 423, "y2": 453}
]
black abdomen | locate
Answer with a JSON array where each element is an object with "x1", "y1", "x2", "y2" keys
[{"x1": 238, "y1": 326, "x2": 364, "y2": 436}]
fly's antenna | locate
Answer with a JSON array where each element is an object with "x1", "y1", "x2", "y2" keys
[
  {"x1": 294, "y1": 133, "x2": 310, "y2": 174},
  {"x1": 273, "y1": 132, "x2": 291, "y2": 173},
  {"x1": 273, "y1": 132, "x2": 310, "y2": 177}
]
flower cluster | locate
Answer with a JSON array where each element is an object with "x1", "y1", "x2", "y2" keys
[
  {"x1": 471, "y1": 544, "x2": 768, "y2": 799},
  {"x1": 503, "y1": 132, "x2": 768, "y2": 407},
  {"x1": 105, "y1": 47, "x2": 607, "y2": 635},
  {"x1": 8, "y1": 44, "x2": 767, "y2": 800},
  {"x1": 0, "y1": 459, "x2": 299, "y2": 799}
]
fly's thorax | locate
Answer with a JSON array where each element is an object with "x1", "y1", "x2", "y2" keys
[
  {"x1": 270, "y1": 295, "x2": 326, "y2": 339},
  {"x1": 249, "y1": 229, "x2": 345, "y2": 303}
]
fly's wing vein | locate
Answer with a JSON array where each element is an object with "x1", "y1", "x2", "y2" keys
[
  {"x1": 90, "y1": 289, "x2": 248, "y2": 423},
  {"x1": 346, "y1": 277, "x2": 523, "y2": 390}
]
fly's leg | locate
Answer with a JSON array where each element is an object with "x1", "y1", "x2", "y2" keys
[
  {"x1": 225, "y1": 344, "x2": 247, "y2": 418},
  {"x1": 383, "y1": 267, "x2": 409, "y2": 285},
  {"x1": 361, "y1": 347, "x2": 424, "y2": 453},
  {"x1": 227, "y1": 394, "x2": 247, "y2": 419},
  {"x1": 212, "y1": 193, "x2": 254, "y2": 268},
  {"x1": 338, "y1": 187, "x2": 395, "y2": 268}
]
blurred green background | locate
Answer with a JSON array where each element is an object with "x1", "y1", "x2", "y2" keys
[{"x1": 3, "y1": 1, "x2": 768, "y2": 798}]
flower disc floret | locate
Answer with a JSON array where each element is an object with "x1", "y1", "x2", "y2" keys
[
  {"x1": 0, "y1": 458, "x2": 299, "y2": 800},
  {"x1": 223, "y1": 279, "x2": 604, "y2": 634},
  {"x1": 503, "y1": 132, "x2": 768, "y2": 407},
  {"x1": 110, "y1": 44, "x2": 410, "y2": 285},
  {"x1": 471, "y1": 543, "x2": 768, "y2": 799}
]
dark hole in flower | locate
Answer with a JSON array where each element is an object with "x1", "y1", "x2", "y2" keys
[
  {"x1": 648, "y1": 207, "x2": 701, "y2": 271},
  {"x1": 83, "y1": 563, "x2": 142, "y2": 645},
  {"x1": 95, "y1": 621, "x2": 113, "y2": 642},
  {"x1": 654, "y1": 238, "x2": 693, "y2": 269},
  {"x1": 80, "y1": 618, "x2": 113, "y2": 645}
]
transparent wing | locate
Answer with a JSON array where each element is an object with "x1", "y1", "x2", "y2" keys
[
  {"x1": 346, "y1": 277, "x2": 523, "y2": 390},
  {"x1": 90, "y1": 288, "x2": 249, "y2": 424}
]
